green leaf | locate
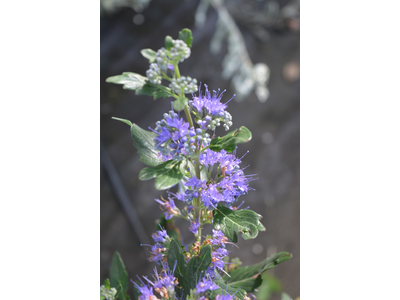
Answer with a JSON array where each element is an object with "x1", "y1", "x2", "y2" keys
[
  {"x1": 167, "y1": 239, "x2": 190, "y2": 298},
  {"x1": 154, "y1": 163, "x2": 185, "y2": 190},
  {"x1": 130, "y1": 123, "x2": 162, "y2": 167},
  {"x1": 179, "y1": 28, "x2": 193, "y2": 47},
  {"x1": 187, "y1": 245, "x2": 212, "y2": 289},
  {"x1": 106, "y1": 72, "x2": 147, "y2": 90},
  {"x1": 209, "y1": 273, "x2": 247, "y2": 300},
  {"x1": 209, "y1": 126, "x2": 252, "y2": 153},
  {"x1": 109, "y1": 252, "x2": 128, "y2": 300},
  {"x1": 255, "y1": 273, "x2": 282, "y2": 300},
  {"x1": 228, "y1": 252, "x2": 292, "y2": 281},
  {"x1": 139, "y1": 160, "x2": 184, "y2": 190},
  {"x1": 140, "y1": 48, "x2": 157, "y2": 63},
  {"x1": 136, "y1": 82, "x2": 174, "y2": 99},
  {"x1": 111, "y1": 117, "x2": 132, "y2": 126},
  {"x1": 139, "y1": 160, "x2": 178, "y2": 180},
  {"x1": 104, "y1": 278, "x2": 111, "y2": 290},
  {"x1": 213, "y1": 205, "x2": 266, "y2": 243},
  {"x1": 165, "y1": 35, "x2": 174, "y2": 50},
  {"x1": 173, "y1": 97, "x2": 188, "y2": 111},
  {"x1": 229, "y1": 275, "x2": 263, "y2": 294},
  {"x1": 225, "y1": 252, "x2": 291, "y2": 293}
]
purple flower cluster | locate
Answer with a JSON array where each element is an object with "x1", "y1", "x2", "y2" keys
[
  {"x1": 151, "y1": 110, "x2": 191, "y2": 161},
  {"x1": 151, "y1": 110, "x2": 211, "y2": 161},
  {"x1": 132, "y1": 263, "x2": 178, "y2": 300},
  {"x1": 206, "y1": 230, "x2": 230, "y2": 277},
  {"x1": 142, "y1": 228, "x2": 169, "y2": 263},
  {"x1": 182, "y1": 148, "x2": 253, "y2": 209},
  {"x1": 155, "y1": 197, "x2": 179, "y2": 220},
  {"x1": 189, "y1": 84, "x2": 234, "y2": 131},
  {"x1": 196, "y1": 276, "x2": 219, "y2": 293},
  {"x1": 135, "y1": 84, "x2": 256, "y2": 299}
]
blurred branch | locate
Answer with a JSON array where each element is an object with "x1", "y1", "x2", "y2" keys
[
  {"x1": 196, "y1": 0, "x2": 270, "y2": 102},
  {"x1": 101, "y1": 141, "x2": 150, "y2": 245}
]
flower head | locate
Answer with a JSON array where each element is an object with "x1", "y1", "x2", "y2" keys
[
  {"x1": 189, "y1": 84, "x2": 234, "y2": 131},
  {"x1": 196, "y1": 276, "x2": 219, "y2": 293}
]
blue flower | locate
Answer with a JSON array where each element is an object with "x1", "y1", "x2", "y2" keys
[
  {"x1": 189, "y1": 84, "x2": 234, "y2": 131},
  {"x1": 191, "y1": 84, "x2": 228, "y2": 116},
  {"x1": 196, "y1": 276, "x2": 219, "y2": 293},
  {"x1": 189, "y1": 219, "x2": 201, "y2": 234},
  {"x1": 151, "y1": 228, "x2": 168, "y2": 243},
  {"x1": 155, "y1": 197, "x2": 179, "y2": 220},
  {"x1": 131, "y1": 277, "x2": 157, "y2": 300}
]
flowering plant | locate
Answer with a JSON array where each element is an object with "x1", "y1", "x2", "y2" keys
[{"x1": 102, "y1": 28, "x2": 291, "y2": 300}]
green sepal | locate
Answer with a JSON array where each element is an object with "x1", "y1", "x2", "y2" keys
[
  {"x1": 165, "y1": 35, "x2": 174, "y2": 50},
  {"x1": 209, "y1": 126, "x2": 252, "y2": 153},
  {"x1": 213, "y1": 205, "x2": 266, "y2": 243},
  {"x1": 179, "y1": 28, "x2": 193, "y2": 47},
  {"x1": 173, "y1": 96, "x2": 188, "y2": 112},
  {"x1": 106, "y1": 72, "x2": 147, "y2": 90},
  {"x1": 140, "y1": 48, "x2": 157, "y2": 63},
  {"x1": 130, "y1": 123, "x2": 162, "y2": 167}
]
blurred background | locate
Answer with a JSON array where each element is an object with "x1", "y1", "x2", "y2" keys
[{"x1": 100, "y1": 0, "x2": 299, "y2": 299}]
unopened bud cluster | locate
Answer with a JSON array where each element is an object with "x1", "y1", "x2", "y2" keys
[
  {"x1": 156, "y1": 47, "x2": 169, "y2": 71},
  {"x1": 146, "y1": 63, "x2": 162, "y2": 84},
  {"x1": 195, "y1": 110, "x2": 233, "y2": 131},
  {"x1": 170, "y1": 39, "x2": 191, "y2": 62},
  {"x1": 169, "y1": 76, "x2": 198, "y2": 94}
]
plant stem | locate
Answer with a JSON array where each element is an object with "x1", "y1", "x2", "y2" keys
[{"x1": 174, "y1": 63, "x2": 202, "y2": 243}]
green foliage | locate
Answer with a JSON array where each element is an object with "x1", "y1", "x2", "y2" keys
[
  {"x1": 135, "y1": 82, "x2": 175, "y2": 99},
  {"x1": 210, "y1": 253, "x2": 291, "y2": 299},
  {"x1": 255, "y1": 273, "x2": 282, "y2": 300},
  {"x1": 140, "y1": 48, "x2": 157, "y2": 63},
  {"x1": 111, "y1": 117, "x2": 132, "y2": 127},
  {"x1": 109, "y1": 252, "x2": 130, "y2": 300},
  {"x1": 209, "y1": 273, "x2": 247, "y2": 300},
  {"x1": 139, "y1": 159, "x2": 186, "y2": 190},
  {"x1": 173, "y1": 96, "x2": 189, "y2": 111},
  {"x1": 167, "y1": 239, "x2": 212, "y2": 299},
  {"x1": 225, "y1": 252, "x2": 291, "y2": 293},
  {"x1": 179, "y1": 28, "x2": 193, "y2": 48},
  {"x1": 106, "y1": 72, "x2": 147, "y2": 90},
  {"x1": 213, "y1": 205, "x2": 266, "y2": 243},
  {"x1": 165, "y1": 35, "x2": 174, "y2": 50},
  {"x1": 209, "y1": 126, "x2": 252, "y2": 153},
  {"x1": 167, "y1": 239, "x2": 191, "y2": 298},
  {"x1": 130, "y1": 123, "x2": 162, "y2": 167},
  {"x1": 187, "y1": 245, "x2": 212, "y2": 288},
  {"x1": 106, "y1": 72, "x2": 175, "y2": 100}
]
